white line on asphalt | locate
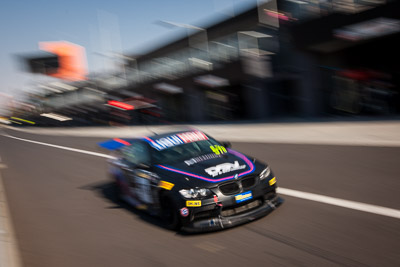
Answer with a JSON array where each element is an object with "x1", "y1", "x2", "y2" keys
[
  {"x1": 2, "y1": 134, "x2": 115, "y2": 159},
  {"x1": 0, "y1": 155, "x2": 4, "y2": 169},
  {"x1": 0, "y1": 154, "x2": 22, "y2": 267},
  {"x1": 277, "y1": 188, "x2": 400, "y2": 219},
  {"x1": 2, "y1": 133, "x2": 400, "y2": 220}
]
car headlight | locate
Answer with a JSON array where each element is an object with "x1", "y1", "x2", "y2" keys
[
  {"x1": 259, "y1": 166, "x2": 271, "y2": 180},
  {"x1": 179, "y1": 188, "x2": 212, "y2": 199}
]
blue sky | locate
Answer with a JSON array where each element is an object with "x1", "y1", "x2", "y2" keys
[{"x1": 0, "y1": 0, "x2": 256, "y2": 98}]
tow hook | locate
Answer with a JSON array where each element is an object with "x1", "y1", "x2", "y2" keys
[{"x1": 266, "y1": 200, "x2": 276, "y2": 210}]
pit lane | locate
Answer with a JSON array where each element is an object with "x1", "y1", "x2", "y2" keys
[{"x1": 0, "y1": 128, "x2": 399, "y2": 267}]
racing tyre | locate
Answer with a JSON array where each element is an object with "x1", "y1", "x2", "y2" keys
[
  {"x1": 160, "y1": 195, "x2": 181, "y2": 230},
  {"x1": 114, "y1": 181, "x2": 124, "y2": 202}
]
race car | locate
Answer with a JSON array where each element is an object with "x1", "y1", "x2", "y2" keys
[{"x1": 99, "y1": 130, "x2": 283, "y2": 232}]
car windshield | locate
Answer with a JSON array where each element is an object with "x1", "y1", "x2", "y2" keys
[{"x1": 152, "y1": 139, "x2": 222, "y2": 164}]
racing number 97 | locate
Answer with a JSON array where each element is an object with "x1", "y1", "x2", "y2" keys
[{"x1": 210, "y1": 145, "x2": 227, "y2": 155}]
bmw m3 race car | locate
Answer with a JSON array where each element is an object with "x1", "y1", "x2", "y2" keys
[{"x1": 99, "y1": 130, "x2": 283, "y2": 232}]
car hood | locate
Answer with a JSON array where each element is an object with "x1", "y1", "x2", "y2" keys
[{"x1": 154, "y1": 148, "x2": 259, "y2": 188}]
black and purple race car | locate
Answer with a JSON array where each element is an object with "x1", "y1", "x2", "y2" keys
[{"x1": 100, "y1": 130, "x2": 283, "y2": 232}]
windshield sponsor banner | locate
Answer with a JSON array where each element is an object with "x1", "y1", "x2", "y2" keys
[
  {"x1": 176, "y1": 131, "x2": 208, "y2": 143},
  {"x1": 147, "y1": 135, "x2": 184, "y2": 150},
  {"x1": 143, "y1": 131, "x2": 208, "y2": 151}
]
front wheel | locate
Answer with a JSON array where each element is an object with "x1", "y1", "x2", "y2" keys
[
  {"x1": 114, "y1": 180, "x2": 125, "y2": 202},
  {"x1": 160, "y1": 195, "x2": 181, "y2": 230}
]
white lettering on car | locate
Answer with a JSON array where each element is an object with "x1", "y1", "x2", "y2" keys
[
  {"x1": 204, "y1": 161, "x2": 246, "y2": 177},
  {"x1": 153, "y1": 135, "x2": 184, "y2": 150},
  {"x1": 177, "y1": 131, "x2": 208, "y2": 143},
  {"x1": 184, "y1": 153, "x2": 221, "y2": 166}
]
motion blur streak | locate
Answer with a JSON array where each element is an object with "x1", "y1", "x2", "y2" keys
[
  {"x1": 3, "y1": 132, "x2": 400, "y2": 219},
  {"x1": 40, "y1": 113, "x2": 72, "y2": 121},
  {"x1": 1, "y1": 134, "x2": 115, "y2": 159},
  {"x1": 107, "y1": 100, "x2": 135, "y2": 110},
  {"x1": 278, "y1": 188, "x2": 400, "y2": 219},
  {"x1": 113, "y1": 138, "x2": 130, "y2": 145},
  {"x1": 10, "y1": 117, "x2": 35, "y2": 124}
]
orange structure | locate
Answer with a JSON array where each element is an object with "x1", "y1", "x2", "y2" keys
[{"x1": 39, "y1": 41, "x2": 88, "y2": 81}]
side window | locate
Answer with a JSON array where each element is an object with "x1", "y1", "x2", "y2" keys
[{"x1": 122, "y1": 141, "x2": 150, "y2": 166}]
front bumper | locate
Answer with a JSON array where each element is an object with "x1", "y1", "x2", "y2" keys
[{"x1": 180, "y1": 193, "x2": 284, "y2": 233}]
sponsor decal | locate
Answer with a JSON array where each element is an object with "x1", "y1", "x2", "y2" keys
[
  {"x1": 159, "y1": 180, "x2": 174, "y2": 190},
  {"x1": 148, "y1": 135, "x2": 184, "y2": 150},
  {"x1": 269, "y1": 177, "x2": 276, "y2": 186},
  {"x1": 209, "y1": 219, "x2": 217, "y2": 226},
  {"x1": 235, "y1": 191, "x2": 252, "y2": 203},
  {"x1": 205, "y1": 161, "x2": 246, "y2": 177},
  {"x1": 156, "y1": 149, "x2": 255, "y2": 183},
  {"x1": 177, "y1": 131, "x2": 208, "y2": 143},
  {"x1": 180, "y1": 207, "x2": 189, "y2": 217},
  {"x1": 210, "y1": 145, "x2": 227, "y2": 155},
  {"x1": 186, "y1": 200, "x2": 202, "y2": 207},
  {"x1": 213, "y1": 195, "x2": 219, "y2": 204},
  {"x1": 184, "y1": 153, "x2": 221, "y2": 166},
  {"x1": 213, "y1": 195, "x2": 223, "y2": 207},
  {"x1": 143, "y1": 131, "x2": 208, "y2": 151}
]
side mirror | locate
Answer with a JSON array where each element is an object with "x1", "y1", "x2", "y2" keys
[{"x1": 221, "y1": 141, "x2": 232, "y2": 148}]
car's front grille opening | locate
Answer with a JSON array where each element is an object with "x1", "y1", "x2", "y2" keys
[
  {"x1": 218, "y1": 175, "x2": 258, "y2": 195},
  {"x1": 193, "y1": 210, "x2": 218, "y2": 221},
  {"x1": 241, "y1": 175, "x2": 257, "y2": 190},
  {"x1": 219, "y1": 182, "x2": 240, "y2": 195},
  {"x1": 221, "y1": 199, "x2": 262, "y2": 217}
]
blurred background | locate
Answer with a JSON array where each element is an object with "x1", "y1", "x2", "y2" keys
[
  {"x1": 1, "y1": 0, "x2": 399, "y2": 126},
  {"x1": 1, "y1": 2, "x2": 400, "y2": 266}
]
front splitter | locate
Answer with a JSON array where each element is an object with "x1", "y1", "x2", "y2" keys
[{"x1": 181, "y1": 196, "x2": 284, "y2": 233}]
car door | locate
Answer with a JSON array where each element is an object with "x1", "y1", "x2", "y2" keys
[{"x1": 121, "y1": 141, "x2": 156, "y2": 204}]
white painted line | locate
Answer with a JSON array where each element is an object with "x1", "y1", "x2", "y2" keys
[
  {"x1": 4, "y1": 122, "x2": 400, "y2": 147},
  {"x1": 0, "y1": 161, "x2": 22, "y2": 267},
  {"x1": 2, "y1": 134, "x2": 115, "y2": 159},
  {"x1": 277, "y1": 188, "x2": 400, "y2": 219},
  {"x1": 3, "y1": 133, "x2": 400, "y2": 220}
]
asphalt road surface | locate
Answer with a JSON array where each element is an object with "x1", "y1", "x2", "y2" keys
[{"x1": 0, "y1": 128, "x2": 399, "y2": 267}]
